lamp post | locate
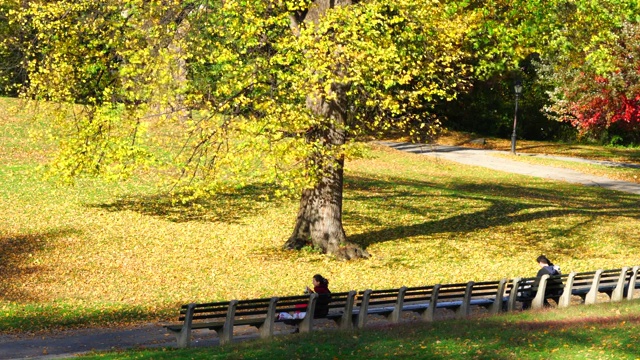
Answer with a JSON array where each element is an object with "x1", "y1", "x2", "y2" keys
[{"x1": 510, "y1": 80, "x2": 523, "y2": 154}]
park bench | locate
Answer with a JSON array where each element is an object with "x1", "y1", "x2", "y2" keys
[
  {"x1": 626, "y1": 266, "x2": 640, "y2": 300},
  {"x1": 353, "y1": 280, "x2": 507, "y2": 328},
  {"x1": 165, "y1": 266, "x2": 639, "y2": 348},
  {"x1": 509, "y1": 274, "x2": 567, "y2": 310},
  {"x1": 165, "y1": 291, "x2": 356, "y2": 348},
  {"x1": 512, "y1": 273, "x2": 565, "y2": 308},
  {"x1": 509, "y1": 267, "x2": 638, "y2": 310},
  {"x1": 320, "y1": 291, "x2": 357, "y2": 329},
  {"x1": 557, "y1": 267, "x2": 635, "y2": 306}
]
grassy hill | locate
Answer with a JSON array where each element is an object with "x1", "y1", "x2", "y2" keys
[{"x1": 1, "y1": 97, "x2": 640, "y2": 332}]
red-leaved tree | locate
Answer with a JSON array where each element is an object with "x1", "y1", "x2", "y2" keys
[{"x1": 544, "y1": 22, "x2": 640, "y2": 139}]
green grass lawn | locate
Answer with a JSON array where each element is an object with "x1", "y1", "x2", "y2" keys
[
  {"x1": 1, "y1": 97, "x2": 640, "y2": 333},
  {"x1": 78, "y1": 300, "x2": 640, "y2": 359}
]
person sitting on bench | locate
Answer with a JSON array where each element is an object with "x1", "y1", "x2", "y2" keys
[
  {"x1": 523, "y1": 255, "x2": 563, "y2": 309},
  {"x1": 278, "y1": 274, "x2": 332, "y2": 321}
]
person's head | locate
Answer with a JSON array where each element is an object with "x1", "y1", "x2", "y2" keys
[
  {"x1": 536, "y1": 255, "x2": 553, "y2": 267},
  {"x1": 312, "y1": 274, "x2": 329, "y2": 287}
]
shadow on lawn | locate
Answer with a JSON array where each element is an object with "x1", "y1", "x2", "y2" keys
[
  {"x1": 89, "y1": 172, "x2": 640, "y2": 255},
  {"x1": 0, "y1": 302, "x2": 157, "y2": 333},
  {"x1": 345, "y1": 174, "x2": 640, "y2": 253},
  {"x1": 342, "y1": 312, "x2": 640, "y2": 359},
  {"x1": 0, "y1": 228, "x2": 79, "y2": 302},
  {"x1": 92, "y1": 184, "x2": 282, "y2": 223}
]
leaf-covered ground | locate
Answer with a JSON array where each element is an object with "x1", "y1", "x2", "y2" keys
[{"x1": 1, "y1": 97, "x2": 640, "y2": 331}]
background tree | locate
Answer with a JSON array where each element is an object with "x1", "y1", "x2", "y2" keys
[
  {"x1": 543, "y1": 21, "x2": 640, "y2": 144},
  {"x1": 0, "y1": 0, "x2": 27, "y2": 95},
  {"x1": 439, "y1": 0, "x2": 639, "y2": 144}
]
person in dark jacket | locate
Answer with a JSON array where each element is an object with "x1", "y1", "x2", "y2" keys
[
  {"x1": 523, "y1": 255, "x2": 563, "y2": 309},
  {"x1": 278, "y1": 274, "x2": 332, "y2": 324},
  {"x1": 307, "y1": 274, "x2": 331, "y2": 318}
]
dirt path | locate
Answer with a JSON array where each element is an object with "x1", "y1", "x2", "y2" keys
[
  {"x1": 0, "y1": 319, "x2": 385, "y2": 359},
  {"x1": 0, "y1": 322, "x2": 277, "y2": 359},
  {"x1": 382, "y1": 142, "x2": 640, "y2": 195}
]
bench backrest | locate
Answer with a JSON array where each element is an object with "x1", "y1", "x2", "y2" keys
[
  {"x1": 325, "y1": 291, "x2": 355, "y2": 312},
  {"x1": 179, "y1": 297, "x2": 279, "y2": 322},
  {"x1": 356, "y1": 287, "x2": 406, "y2": 308},
  {"x1": 470, "y1": 280, "x2": 506, "y2": 299},
  {"x1": 180, "y1": 266, "x2": 639, "y2": 324},
  {"x1": 179, "y1": 300, "x2": 231, "y2": 322},
  {"x1": 402, "y1": 285, "x2": 437, "y2": 305},
  {"x1": 598, "y1": 268, "x2": 624, "y2": 288},
  {"x1": 434, "y1": 282, "x2": 474, "y2": 316},
  {"x1": 570, "y1": 271, "x2": 598, "y2": 291}
]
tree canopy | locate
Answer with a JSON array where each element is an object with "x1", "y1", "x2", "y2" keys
[
  {"x1": 5, "y1": 0, "x2": 640, "y2": 258},
  {"x1": 7, "y1": 0, "x2": 475, "y2": 258}
]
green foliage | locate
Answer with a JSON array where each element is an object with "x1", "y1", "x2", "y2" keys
[
  {"x1": 461, "y1": 0, "x2": 639, "y2": 76},
  {"x1": 435, "y1": 0, "x2": 639, "y2": 143},
  {"x1": 7, "y1": 0, "x2": 640, "y2": 164},
  {"x1": 542, "y1": 21, "x2": 640, "y2": 144},
  {"x1": 0, "y1": 0, "x2": 25, "y2": 95},
  {"x1": 293, "y1": 1, "x2": 472, "y2": 140},
  {"x1": 439, "y1": 64, "x2": 572, "y2": 141},
  {"x1": 10, "y1": 0, "x2": 472, "y2": 198}
]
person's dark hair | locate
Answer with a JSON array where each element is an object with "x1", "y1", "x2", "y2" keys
[
  {"x1": 313, "y1": 274, "x2": 329, "y2": 287},
  {"x1": 537, "y1": 255, "x2": 553, "y2": 266}
]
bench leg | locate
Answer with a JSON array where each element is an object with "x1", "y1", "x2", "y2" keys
[
  {"x1": 336, "y1": 291, "x2": 356, "y2": 330},
  {"x1": 585, "y1": 270, "x2": 603, "y2": 305},
  {"x1": 627, "y1": 266, "x2": 639, "y2": 301},
  {"x1": 357, "y1": 290, "x2": 372, "y2": 329},
  {"x1": 558, "y1": 273, "x2": 575, "y2": 308},
  {"x1": 420, "y1": 285, "x2": 439, "y2": 322},
  {"x1": 216, "y1": 300, "x2": 238, "y2": 345},
  {"x1": 175, "y1": 329, "x2": 190, "y2": 349},
  {"x1": 258, "y1": 297, "x2": 278, "y2": 338},
  {"x1": 299, "y1": 293, "x2": 317, "y2": 333},
  {"x1": 175, "y1": 303, "x2": 196, "y2": 348}
]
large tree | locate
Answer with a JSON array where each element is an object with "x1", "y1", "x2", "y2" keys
[{"x1": 10, "y1": 0, "x2": 472, "y2": 259}]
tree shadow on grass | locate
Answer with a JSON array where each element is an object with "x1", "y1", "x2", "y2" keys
[
  {"x1": 91, "y1": 184, "x2": 282, "y2": 223},
  {"x1": 0, "y1": 228, "x2": 80, "y2": 302},
  {"x1": 0, "y1": 301, "x2": 162, "y2": 333},
  {"x1": 377, "y1": 312, "x2": 640, "y2": 359},
  {"x1": 344, "y1": 174, "x2": 640, "y2": 253}
]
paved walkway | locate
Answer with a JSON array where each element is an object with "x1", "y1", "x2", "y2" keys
[
  {"x1": 0, "y1": 323, "x2": 264, "y2": 359},
  {"x1": 382, "y1": 141, "x2": 640, "y2": 195},
  {"x1": 3, "y1": 142, "x2": 640, "y2": 359}
]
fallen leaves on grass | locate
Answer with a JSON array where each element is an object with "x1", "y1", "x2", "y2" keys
[{"x1": 2, "y1": 118, "x2": 640, "y2": 331}]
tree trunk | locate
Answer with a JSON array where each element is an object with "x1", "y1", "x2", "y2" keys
[
  {"x1": 283, "y1": 0, "x2": 369, "y2": 260},
  {"x1": 283, "y1": 84, "x2": 370, "y2": 260}
]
